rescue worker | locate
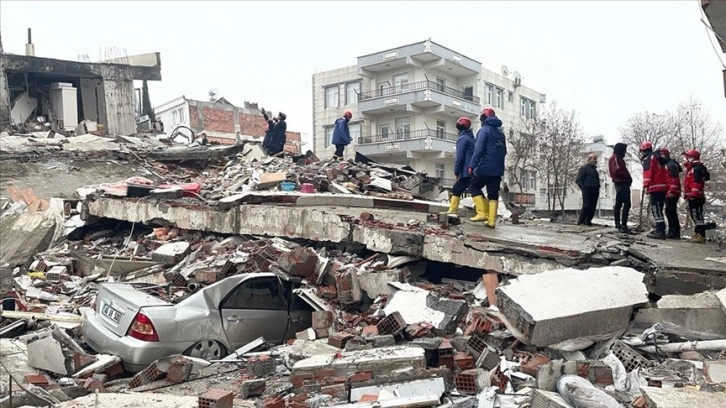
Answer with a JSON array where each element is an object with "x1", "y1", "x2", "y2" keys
[
  {"x1": 682, "y1": 149, "x2": 710, "y2": 243},
  {"x1": 640, "y1": 141, "x2": 668, "y2": 240},
  {"x1": 446, "y1": 117, "x2": 476, "y2": 215},
  {"x1": 332, "y1": 111, "x2": 353, "y2": 159},
  {"x1": 608, "y1": 142, "x2": 632, "y2": 233},
  {"x1": 268, "y1": 112, "x2": 287, "y2": 156},
  {"x1": 661, "y1": 148, "x2": 683, "y2": 239},
  {"x1": 467, "y1": 106, "x2": 506, "y2": 228},
  {"x1": 576, "y1": 153, "x2": 600, "y2": 226}
]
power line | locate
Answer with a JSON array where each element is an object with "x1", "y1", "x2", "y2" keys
[{"x1": 698, "y1": 0, "x2": 726, "y2": 69}]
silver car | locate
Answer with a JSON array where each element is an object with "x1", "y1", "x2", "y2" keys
[{"x1": 82, "y1": 272, "x2": 313, "y2": 372}]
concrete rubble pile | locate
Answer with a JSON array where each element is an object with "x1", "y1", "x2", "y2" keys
[{"x1": 3, "y1": 149, "x2": 726, "y2": 407}]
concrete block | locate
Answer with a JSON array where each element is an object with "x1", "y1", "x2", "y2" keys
[
  {"x1": 496, "y1": 266, "x2": 648, "y2": 347},
  {"x1": 151, "y1": 241, "x2": 191, "y2": 265},
  {"x1": 634, "y1": 291, "x2": 726, "y2": 337},
  {"x1": 371, "y1": 335, "x2": 396, "y2": 348},
  {"x1": 350, "y1": 376, "x2": 446, "y2": 403},
  {"x1": 640, "y1": 385, "x2": 726, "y2": 407},
  {"x1": 27, "y1": 335, "x2": 72, "y2": 375},
  {"x1": 291, "y1": 346, "x2": 426, "y2": 381},
  {"x1": 357, "y1": 270, "x2": 401, "y2": 299},
  {"x1": 383, "y1": 284, "x2": 468, "y2": 335},
  {"x1": 530, "y1": 389, "x2": 574, "y2": 408},
  {"x1": 475, "y1": 348, "x2": 500, "y2": 371},
  {"x1": 706, "y1": 360, "x2": 726, "y2": 383},
  {"x1": 240, "y1": 378, "x2": 266, "y2": 399},
  {"x1": 246, "y1": 355, "x2": 276, "y2": 377},
  {"x1": 312, "y1": 310, "x2": 334, "y2": 330}
]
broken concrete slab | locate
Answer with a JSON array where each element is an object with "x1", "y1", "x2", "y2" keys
[
  {"x1": 0, "y1": 207, "x2": 59, "y2": 267},
  {"x1": 706, "y1": 360, "x2": 726, "y2": 383},
  {"x1": 496, "y1": 266, "x2": 649, "y2": 347},
  {"x1": 640, "y1": 385, "x2": 726, "y2": 407},
  {"x1": 53, "y1": 392, "x2": 199, "y2": 408},
  {"x1": 151, "y1": 241, "x2": 191, "y2": 265},
  {"x1": 633, "y1": 291, "x2": 726, "y2": 337},
  {"x1": 531, "y1": 389, "x2": 574, "y2": 408},
  {"x1": 349, "y1": 376, "x2": 446, "y2": 403},
  {"x1": 383, "y1": 284, "x2": 467, "y2": 335},
  {"x1": 26, "y1": 334, "x2": 73, "y2": 375},
  {"x1": 0, "y1": 339, "x2": 39, "y2": 396}
]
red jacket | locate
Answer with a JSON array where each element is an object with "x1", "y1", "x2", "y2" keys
[
  {"x1": 665, "y1": 159, "x2": 682, "y2": 199},
  {"x1": 641, "y1": 151, "x2": 668, "y2": 194},
  {"x1": 683, "y1": 161, "x2": 707, "y2": 199},
  {"x1": 608, "y1": 154, "x2": 632, "y2": 184}
]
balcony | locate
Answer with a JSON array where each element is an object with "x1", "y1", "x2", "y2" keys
[
  {"x1": 356, "y1": 128, "x2": 459, "y2": 157},
  {"x1": 357, "y1": 80, "x2": 480, "y2": 117},
  {"x1": 357, "y1": 40, "x2": 481, "y2": 78}
]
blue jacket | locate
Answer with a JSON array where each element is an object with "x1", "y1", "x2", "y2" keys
[
  {"x1": 468, "y1": 115, "x2": 507, "y2": 177},
  {"x1": 454, "y1": 129, "x2": 475, "y2": 177},
  {"x1": 270, "y1": 120, "x2": 287, "y2": 150},
  {"x1": 332, "y1": 118, "x2": 351, "y2": 145}
]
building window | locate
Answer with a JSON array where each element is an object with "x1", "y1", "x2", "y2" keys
[
  {"x1": 324, "y1": 126, "x2": 334, "y2": 148},
  {"x1": 436, "y1": 120, "x2": 445, "y2": 139},
  {"x1": 395, "y1": 117, "x2": 410, "y2": 140},
  {"x1": 346, "y1": 82, "x2": 360, "y2": 105},
  {"x1": 522, "y1": 170, "x2": 537, "y2": 190},
  {"x1": 435, "y1": 77, "x2": 445, "y2": 92},
  {"x1": 435, "y1": 163, "x2": 445, "y2": 179},
  {"x1": 172, "y1": 110, "x2": 178, "y2": 125},
  {"x1": 393, "y1": 73, "x2": 409, "y2": 93},
  {"x1": 485, "y1": 84, "x2": 494, "y2": 105},
  {"x1": 349, "y1": 122, "x2": 361, "y2": 144},
  {"x1": 520, "y1": 97, "x2": 536, "y2": 119},
  {"x1": 325, "y1": 86, "x2": 339, "y2": 108},
  {"x1": 508, "y1": 91, "x2": 514, "y2": 102},
  {"x1": 494, "y1": 87, "x2": 503, "y2": 109},
  {"x1": 379, "y1": 124, "x2": 390, "y2": 140}
]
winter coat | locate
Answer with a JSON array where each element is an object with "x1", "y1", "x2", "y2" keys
[
  {"x1": 262, "y1": 112, "x2": 274, "y2": 149},
  {"x1": 332, "y1": 117, "x2": 351, "y2": 145},
  {"x1": 270, "y1": 119, "x2": 287, "y2": 151},
  {"x1": 684, "y1": 161, "x2": 708, "y2": 199},
  {"x1": 454, "y1": 129, "x2": 475, "y2": 177},
  {"x1": 641, "y1": 150, "x2": 668, "y2": 194},
  {"x1": 608, "y1": 143, "x2": 632, "y2": 185},
  {"x1": 665, "y1": 159, "x2": 682, "y2": 199},
  {"x1": 576, "y1": 163, "x2": 600, "y2": 190},
  {"x1": 468, "y1": 115, "x2": 506, "y2": 177}
]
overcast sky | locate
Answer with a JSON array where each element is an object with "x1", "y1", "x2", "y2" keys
[{"x1": 1, "y1": 0, "x2": 724, "y2": 146}]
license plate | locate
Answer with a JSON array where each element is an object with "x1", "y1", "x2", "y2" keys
[{"x1": 101, "y1": 304, "x2": 123, "y2": 323}]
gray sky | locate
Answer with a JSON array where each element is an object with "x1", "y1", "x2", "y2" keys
[{"x1": 1, "y1": 0, "x2": 724, "y2": 146}]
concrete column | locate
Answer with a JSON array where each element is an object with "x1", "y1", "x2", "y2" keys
[
  {"x1": 102, "y1": 79, "x2": 136, "y2": 135},
  {"x1": 0, "y1": 59, "x2": 11, "y2": 130}
]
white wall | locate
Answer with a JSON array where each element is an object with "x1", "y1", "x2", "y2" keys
[{"x1": 154, "y1": 97, "x2": 189, "y2": 130}]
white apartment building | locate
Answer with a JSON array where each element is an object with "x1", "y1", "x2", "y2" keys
[
  {"x1": 534, "y1": 136, "x2": 642, "y2": 215},
  {"x1": 312, "y1": 39, "x2": 545, "y2": 189}
]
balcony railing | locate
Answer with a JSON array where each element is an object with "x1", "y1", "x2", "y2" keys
[
  {"x1": 358, "y1": 80, "x2": 480, "y2": 103},
  {"x1": 358, "y1": 128, "x2": 459, "y2": 144}
]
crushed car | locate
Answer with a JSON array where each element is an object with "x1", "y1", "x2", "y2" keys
[{"x1": 82, "y1": 271, "x2": 313, "y2": 371}]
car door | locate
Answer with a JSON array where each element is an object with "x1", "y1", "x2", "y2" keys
[
  {"x1": 284, "y1": 282, "x2": 314, "y2": 340},
  {"x1": 220, "y1": 276, "x2": 288, "y2": 350}
]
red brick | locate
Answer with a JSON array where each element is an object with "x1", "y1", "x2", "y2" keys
[
  {"x1": 262, "y1": 397, "x2": 285, "y2": 408},
  {"x1": 321, "y1": 384, "x2": 348, "y2": 399},
  {"x1": 198, "y1": 389, "x2": 234, "y2": 408},
  {"x1": 454, "y1": 352, "x2": 475, "y2": 370},
  {"x1": 349, "y1": 371, "x2": 373, "y2": 383},
  {"x1": 289, "y1": 393, "x2": 309, "y2": 402},
  {"x1": 290, "y1": 373, "x2": 313, "y2": 388},
  {"x1": 320, "y1": 285, "x2": 337, "y2": 299},
  {"x1": 359, "y1": 394, "x2": 378, "y2": 402},
  {"x1": 314, "y1": 368, "x2": 336, "y2": 380},
  {"x1": 83, "y1": 378, "x2": 105, "y2": 393},
  {"x1": 288, "y1": 401, "x2": 310, "y2": 408},
  {"x1": 328, "y1": 333, "x2": 354, "y2": 349},
  {"x1": 103, "y1": 362, "x2": 125, "y2": 379},
  {"x1": 166, "y1": 361, "x2": 193, "y2": 383},
  {"x1": 24, "y1": 374, "x2": 49, "y2": 386},
  {"x1": 377, "y1": 312, "x2": 406, "y2": 336},
  {"x1": 518, "y1": 353, "x2": 551, "y2": 377},
  {"x1": 73, "y1": 352, "x2": 97, "y2": 371},
  {"x1": 361, "y1": 325, "x2": 379, "y2": 336},
  {"x1": 455, "y1": 369, "x2": 486, "y2": 395}
]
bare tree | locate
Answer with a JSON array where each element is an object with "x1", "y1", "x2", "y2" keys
[
  {"x1": 506, "y1": 117, "x2": 541, "y2": 195},
  {"x1": 618, "y1": 111, "x2": 677, "y2": 228},
  {"x1": 537, "y1": 102, "x2": 585, "y2": 216}
]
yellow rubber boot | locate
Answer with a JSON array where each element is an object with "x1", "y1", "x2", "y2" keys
[
  {"x1": 447, "y1": 196, "x2": 461, "y2": 214},
  {"x1": 485, "y1": 200, "x2": 499, "y2": 229},
  {"x1": 470, "y1": 196, "x2": 489, "y2": 222}
]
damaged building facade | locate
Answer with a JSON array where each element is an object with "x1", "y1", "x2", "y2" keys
[
  {"x1": 154, "y1": 96, "x2": 302, "y2": 154},
  {"x1": 0, "y1": 30, "x2": 162, "y2": 135}
]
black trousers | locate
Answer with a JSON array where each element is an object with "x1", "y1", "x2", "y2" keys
[
  {"x1": 649, "y1": 191, "x2": 666, "y2": 226},
  {"x1": 467, "y1": 175, "x2": 501, "y2": 200},
  {"x1": 578, "y1": 187, "x2": 599, "y2": 225},
  {"x1": 688, "y1": 197, "x2": 706, "y2": 236},
  {"x1": 334, "y1": 144, "x2": 345, "y2": 157},
  {"x1": 267, "y1": 146, "x2": 283, "y2": 156},
  {"x1": 613, "y1": 183, "x2": 631, "y2": 228},
  {"x1": 665, "y1": 196, "x2": 680, "y2": 236},
  {"x1": 451, "y1": 177, "x2": 471, "y2": 196}
]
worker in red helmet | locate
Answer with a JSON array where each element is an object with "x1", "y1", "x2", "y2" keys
[
  {"x1": 445, "y1": 117, "x2": 476, "y2": 215},
  {"x1": 640, "y1": 141, "x2": 668, "y2": 239},
  {"x1": 332, "y1": 111, "x2": 353, "y2": 159},
  {"x1": 467, "y1": 106, "x2": 506, "y2": 228},
  {"x1": 660, "y1": 148, "x2": 683, "y2": 239},
  {"x1": 682, "y1": 148, "x2": 710, "y2": 243}
]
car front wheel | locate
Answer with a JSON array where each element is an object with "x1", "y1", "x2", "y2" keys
[{"x1": 185, "y1": 340, "x2": 227, "y2": 361}]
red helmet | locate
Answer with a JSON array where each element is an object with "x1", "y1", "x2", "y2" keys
[
  {"x1": 456, "y1": 117, "x2": 472, "y2": 129},
  {"x1": 683, "y1": 148, "x2": 700, "y2": 160},
  {"x1": 343, "y1": 111, "x2": 353, "y2": 119},
  {"x1": 660, "y1": 147, "x2": 670, "y2": 156},
  {"x1": 639, "y1": 141, "x2": 653, "y2": 151},
  {"x1": 480, "y1": 106, "x2": 495, "y2": 117}
]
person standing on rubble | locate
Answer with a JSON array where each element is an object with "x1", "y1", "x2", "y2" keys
[
  {"x1": 446, "y1": 117, "x2": 476, "y2": 215},
  {"x1": 682, "y1": 149, "x2": 710, "y2": 243},
  {"x1": 576, "y1": 154, "x2": 601, "y2": 226},
  {"x1": 640, "y1": 142, "x2": 669, "y2": 240},
  {"x1": 332, "y1": 111, "x2": 353, "y2": 159},
  {"x1": 467, "y1": 106, "x2": 506, "y2": 228},
  {"x1": 269, "y1": 112, "x2": 287, "y2": 156},
  {"x1": 608, "y1": 142, "x2": 632, "y2": 233},
  {"x1": 261, "y1": 108, "x2": 277, "y2": 155},
  {"x1": 661, "y1": 148, "x2": 682, "y2": 239}
]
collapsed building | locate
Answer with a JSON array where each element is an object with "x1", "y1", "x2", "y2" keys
[
  {"x1": 0, "y1": 29, "x2": 162, "y2": 135},
  {"x1": 2, "y1": 135, "x2": 726, "y2": 408}
]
